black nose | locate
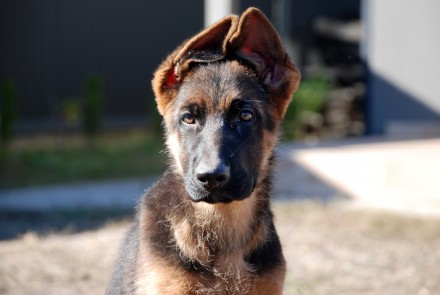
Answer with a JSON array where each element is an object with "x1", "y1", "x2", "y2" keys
[{"x1": 196, "y1": 163, "x2": 230, "y2": 189}]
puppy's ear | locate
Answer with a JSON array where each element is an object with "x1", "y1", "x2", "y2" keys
[
  {"x1": 152, "y1": 16, "x2": 238, "y2": 116},
  {"x1": 228, "y1": 8, "x2": 301, "y2": 118}
]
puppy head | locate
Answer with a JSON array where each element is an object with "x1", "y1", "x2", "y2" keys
[{"x1": 152, "y1": 8, "x2": 300, "y2": 203}]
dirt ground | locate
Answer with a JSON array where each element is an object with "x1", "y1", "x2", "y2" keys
[{"x1": 1, "y1": 201, "x2": 440, "y2": 295}]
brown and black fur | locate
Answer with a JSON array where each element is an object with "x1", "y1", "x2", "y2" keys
[{"x1": 106, "y1": 7, "x2": 300, "y2": 295}]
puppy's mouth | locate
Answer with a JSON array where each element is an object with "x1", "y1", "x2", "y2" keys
[{"x1": 185, "y1": 179, "x2": 255, "y2": 204}]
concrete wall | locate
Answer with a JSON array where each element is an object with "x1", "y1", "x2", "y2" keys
[{"x1": 362, "y1": 0, "x2": 440, "y2": 134}]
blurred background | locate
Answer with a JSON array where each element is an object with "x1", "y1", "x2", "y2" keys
[{"x1": 1, "y1": 1, "x2": 440, "y2": 294}]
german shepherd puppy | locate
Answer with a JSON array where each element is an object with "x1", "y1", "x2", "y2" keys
[{"x1": 107, "y1": 7, "x2": 300, "y2": 295}]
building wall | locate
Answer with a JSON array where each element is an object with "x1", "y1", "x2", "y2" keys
[
  {"x1": 362, "y1": 0, "x2": 440, "y2": 134},
  {"x1": 0, "y1": 0, "x2": 203, "y2": 126}
]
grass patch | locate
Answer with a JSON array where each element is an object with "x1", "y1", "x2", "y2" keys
[{"x1": 0, "y1": 129, "x2": 167, "y2": 188}]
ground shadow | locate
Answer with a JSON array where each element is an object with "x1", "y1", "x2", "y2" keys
[
  {"x1": 366, "y1": 69, "x2": 440, "y2": 134},
  {"x1": 274, "y1": 149, "x2": 344, "y2": 203},
  {"x1": 0, "y1": 207, "x2": 134, "y2": 240}
]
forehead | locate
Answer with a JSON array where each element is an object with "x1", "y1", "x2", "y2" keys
[{"x1": 174, "y1": 61, "x2": 267, "y2": 111}]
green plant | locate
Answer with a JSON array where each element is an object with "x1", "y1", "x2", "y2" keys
[
  {"x1": 0, "y1": 130, "x2": 165, "y2": 188},
  {"x1": 82, "y1": 74, "x2": 103, "y2": 137},
  {"x1": 1, "y1": 78, "x2": 18, "y2": 146},
  {"x1": 60, "y1": 98, "x2": 80, "y2": 127},
  {"x1": 283, "y1": 75, "x2": 330, "y2": 140}
]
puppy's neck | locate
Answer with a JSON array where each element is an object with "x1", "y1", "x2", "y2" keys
[
  {"x1": 192, "y1": 192, "x2": 258, "y2": 245},
  {"x1": 172, "y1": 188, "x2": 269, "y2": 267}
]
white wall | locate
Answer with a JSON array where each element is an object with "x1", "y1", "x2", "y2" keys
[
  {"x1": 362, "y1": 0, "x2": 440, "y2": 133},
  {"x1": 204, "y1": 0, "x2": 237, "y2": 27}
]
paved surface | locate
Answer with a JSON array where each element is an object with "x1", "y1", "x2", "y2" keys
[
  {"x1": 1, "y1": 136, "x2": 440, "y2": 216},
  {"x1": 279, "y1": 136, "x2": 440, "y2": 216},
  {"x1": 0, "y1": 178, "x2": 153, "y2": 211}
]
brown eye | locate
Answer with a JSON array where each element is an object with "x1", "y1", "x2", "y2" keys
[
  {"x1": 239, "y1": 110, "x2": 254, "y2": 122},
  {"x1": 182, "y1": 113, "x2": 195, "y2": 124}
]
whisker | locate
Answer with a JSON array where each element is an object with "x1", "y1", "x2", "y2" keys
[{"x1": 230, "y1": 143, "x2": 244, "y2": 158}]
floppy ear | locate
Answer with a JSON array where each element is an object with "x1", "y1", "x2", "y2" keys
[
  {"x1": 152, "y1": 16, "x2": 238, "y2": 116},
  {"x1": 228, "y1": 8, "x2": 301, "y2": 118}
]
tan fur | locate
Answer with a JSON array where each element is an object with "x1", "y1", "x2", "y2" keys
[
  {"x1": 171, "y1": 192, "x2": 258, "y2": 263},
  {"x1": 135, "y1": 246, "x2": 189, "y2": 295},
  {"x1": 251, "y1": 264, "x2": 287, "y2": 295},
  {"x1": 135, "y1": 248, "x2": 284, "y2": 295},
  {"x1": 259, "y1": 129, "x2": 278, "y2": 179}
]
